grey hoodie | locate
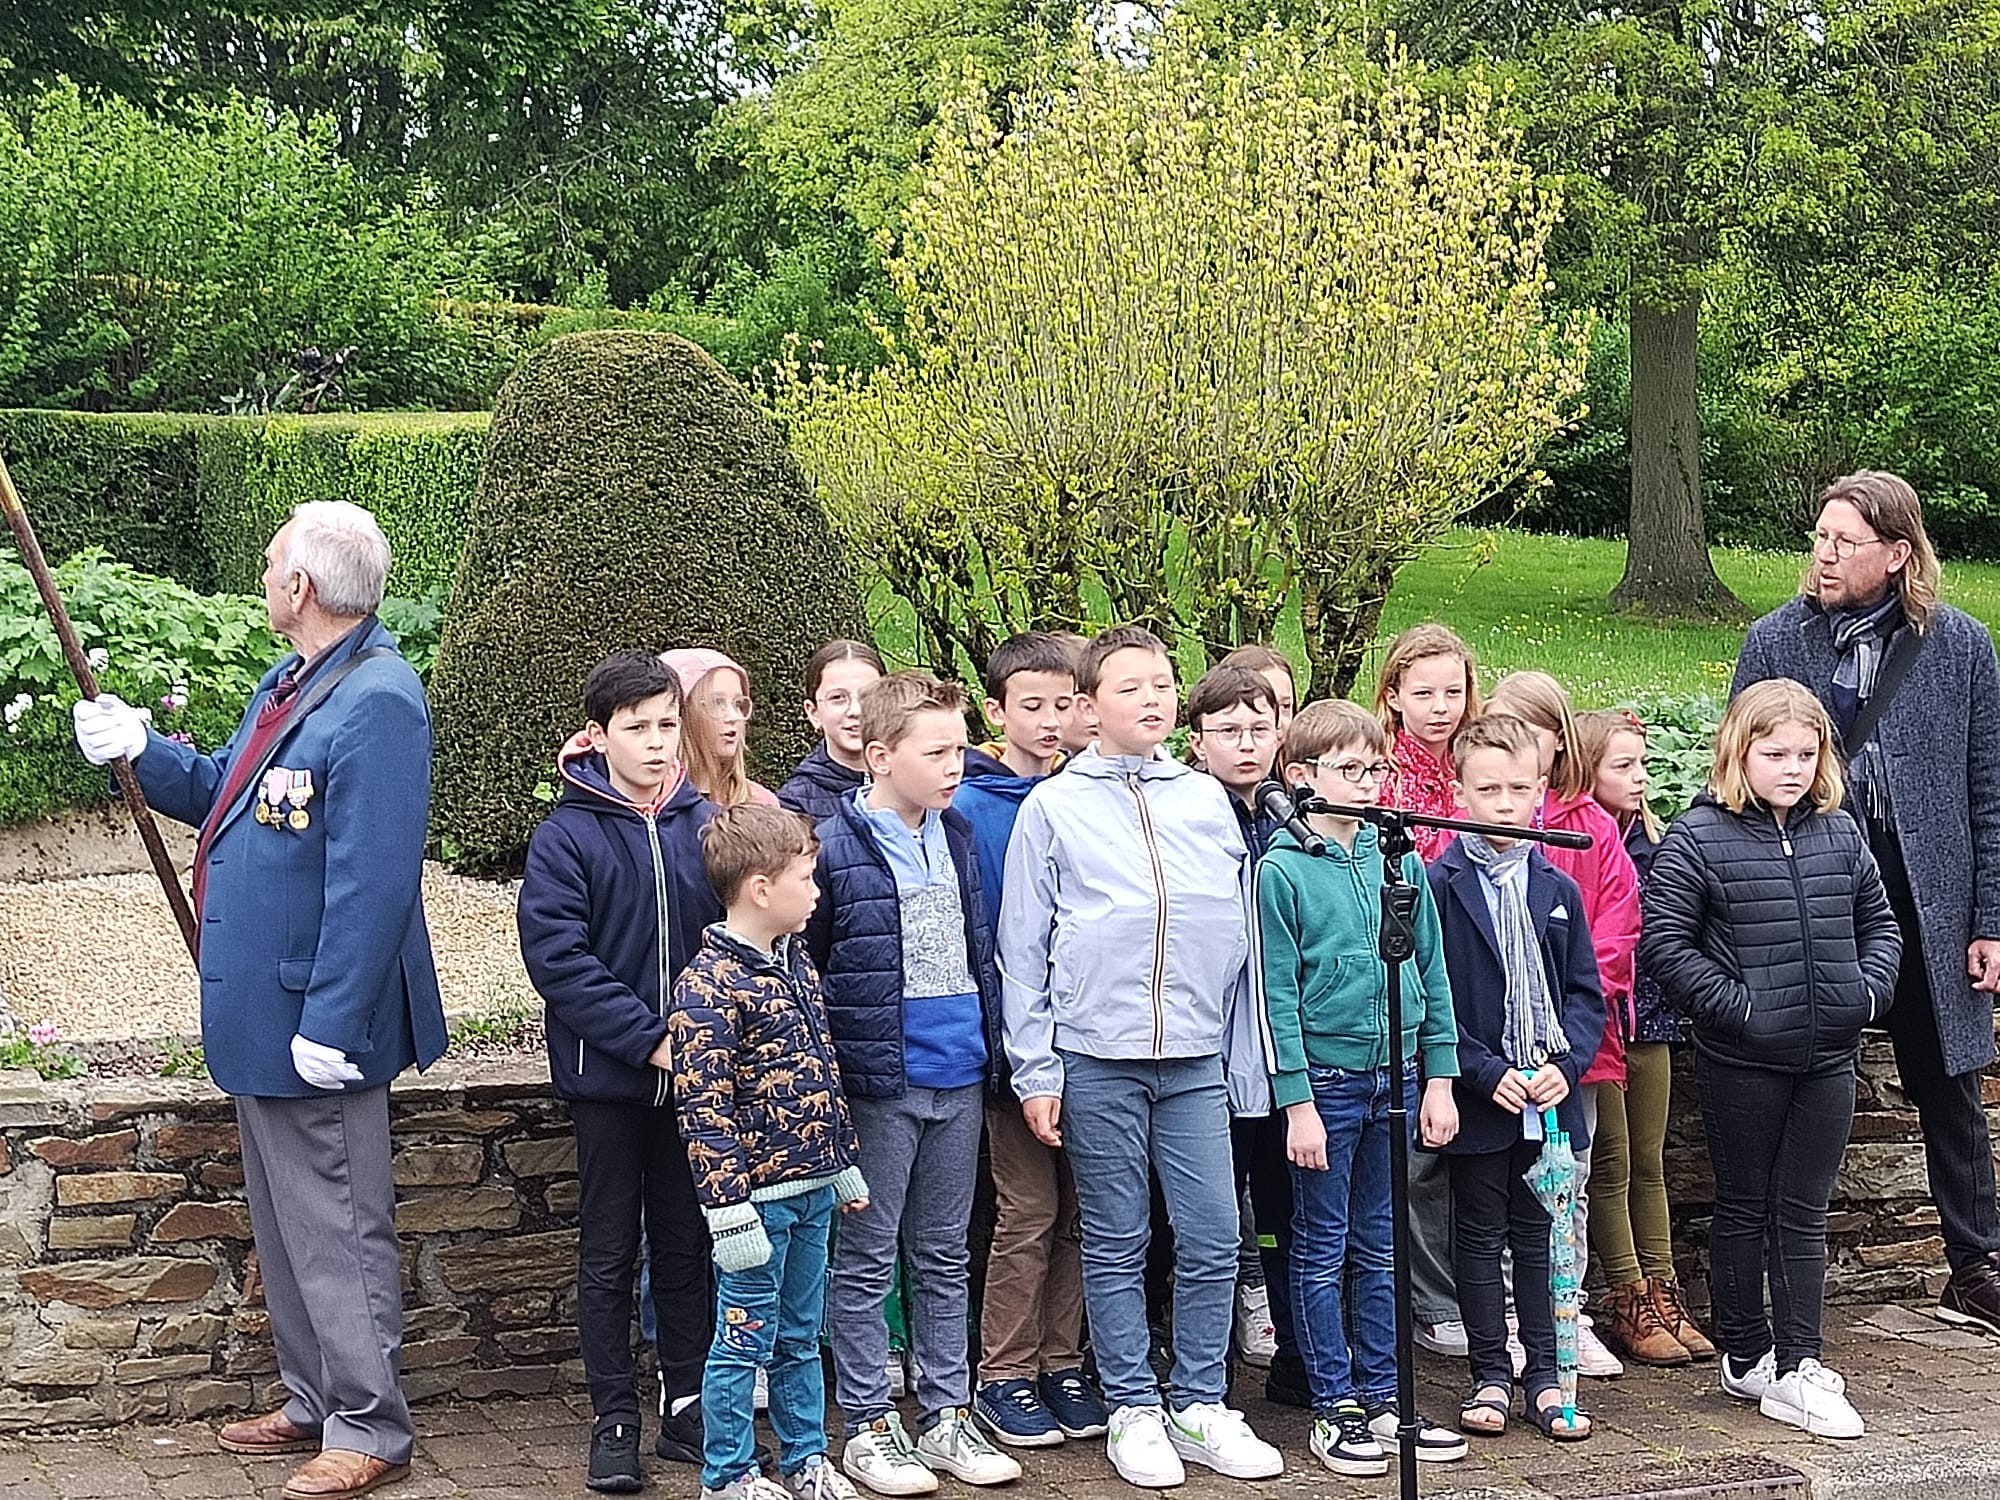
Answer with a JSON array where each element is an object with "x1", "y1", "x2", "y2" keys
[{"x1": 998, "y1": 745, "x2": 1257, "y2": 1103}]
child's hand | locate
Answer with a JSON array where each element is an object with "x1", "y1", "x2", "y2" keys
[
  {"x1": 840, "y1": 1197, "x2": 870, "y2": 1215},
  {"x1": 1491, "y1": 1071, "x2": 1530, "y2": 1114},
  {"x1": 1419, "y1": 1078, "x2": 1459, "y2": 1148},
  {"x1": 1023, "y1": 1096, "x2": 1063, "y2": 1148},
  {"x1": 647, "y1": 1036, "x2": 674, "y2": 1072},
  {"x1": 1286, "y1": 1102, "x2": 1328, "y2": 1171},
  {"x1": 1525, "y1": 1064, "x2": 1570, "y2": 1107}
]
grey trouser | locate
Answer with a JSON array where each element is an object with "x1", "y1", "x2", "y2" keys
[
  {"x1": 237, "y1": 1087, "x2": 413, "y2": 1463},
  {"x1": 831, "y1": 1085, "x2": 983, "y2": 1431}
]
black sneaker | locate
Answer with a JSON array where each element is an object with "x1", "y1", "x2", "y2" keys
[
  {"x1": 658, "y1": 1397, "x2": 773, "y2": 1470},
  {"x1": 1263, "y1": 1353, "x2": 1312, "y2": 1409},
  {"x1": 1310, "y1": 1402, "x2": 1386, "y2": 1478},
  {"x1": 1938, "y1": 1255, "x2": 2000, "y2": 1336},
  {"x1": 589, "y1": 1421, "x2": 645, "y2": 1493},
  {"x1": 1362, "y1": 1400, "x2": 1470, "y2": 1462}
]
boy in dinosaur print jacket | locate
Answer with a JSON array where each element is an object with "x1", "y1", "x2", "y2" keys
[{"x1": 669, "y1": 804, "x2": 870, "y2": 1500}]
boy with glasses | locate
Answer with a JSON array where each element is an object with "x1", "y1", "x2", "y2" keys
[
  {"x1": 1188, "y1": 665, "x2": 1285, "y2": 856},
  {"x1": 1254, "y1": 700, "x2": 1468, "y2": 1473}
]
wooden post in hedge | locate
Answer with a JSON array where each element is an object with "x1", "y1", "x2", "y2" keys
[{"x1": 0, "y1": 453, "x2": 199, "y2": 962}]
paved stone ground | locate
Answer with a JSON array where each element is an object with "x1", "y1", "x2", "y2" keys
[{"x1": 4, "y1": 1303, "x2": 1998, "y2": 1499}]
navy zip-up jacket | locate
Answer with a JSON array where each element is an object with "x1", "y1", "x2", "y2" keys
[
  {"x1": 518, "y1": 746, "x2": 722, "y2": 1106},
  {"x1": 804, "y1": 794, "x2": 1005, "y2": 1099},
  {"x1": 778, "y1": 743, "x2": 867, "y2": 824},
  {"x1": 1428, "y1": 840, "x2": 1607, "y2": 1155}
]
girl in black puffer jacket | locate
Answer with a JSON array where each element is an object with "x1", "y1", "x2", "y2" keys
[{"x1": 1641, "y1": 679, "x2": 1901, "y2": 1443}]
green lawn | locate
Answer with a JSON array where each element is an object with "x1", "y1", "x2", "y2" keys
[
  {"x1": 871, "y1": 527, "x2": 2000, "y2": 706},
  {"x1": 1370, "y1": 529, "x2": 2000, "y2": 704}
]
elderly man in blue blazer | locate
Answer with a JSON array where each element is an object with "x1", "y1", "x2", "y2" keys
[{"x1": 74, "y1": 500, "x2": 447, "y2": 1500}]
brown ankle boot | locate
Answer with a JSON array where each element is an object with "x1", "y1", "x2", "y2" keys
[
  {"x1": 1651, "y1": 1276, "x2": 1717, "y2": 1361},
  {"x1": 1599, "y1": 1280, "x2": 1691, "y2": 1366}
]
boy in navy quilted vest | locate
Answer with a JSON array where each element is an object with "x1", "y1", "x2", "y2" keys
[
  {"x1": 517, "y1": 650, "x2": 723, "y2": 1491},
  {"x1": 670, "y1": 804, "x2": 872, "y2": 1500},
  {"x1": 806, "y1": 671, "x2": 1021, "y2": 1496}
]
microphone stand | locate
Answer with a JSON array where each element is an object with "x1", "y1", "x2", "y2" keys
[{"x1": 1276, "y1": 786, "x2": 1590, "y2": 1500}]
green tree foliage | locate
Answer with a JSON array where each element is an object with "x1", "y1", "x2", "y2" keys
[
  {"x1": 771, "y1": 21, "x2": 1588, "y2": 694},
  {"x1": 0, "y1": 84, "x2": 503, "y2": 412},
  {"x1": 429, "y1": 330, "x2": 866, "y2": 869},
  {"x1": 1396, "y1": 0, "x2": 2000, "y2": 613}
]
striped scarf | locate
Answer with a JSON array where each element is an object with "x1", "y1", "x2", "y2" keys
[{"x1": 1458, "y1": 835, "x2": 1568, "y2": 1069}]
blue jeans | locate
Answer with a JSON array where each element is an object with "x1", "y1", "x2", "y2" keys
[
  {"x1": 701, "y1": 1188, "x2": 835, "y2": 1488},
  {"x1": 1060, "y1": 1051, "x2": 1238, "y2": 1410},
  {"x1": 1289, "y1": 1062, "x2": 1415, "y2": 1413}
]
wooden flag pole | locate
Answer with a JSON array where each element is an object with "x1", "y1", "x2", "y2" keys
[{"x1": 0, "y1": 454, "x2": 199, "y2": 962}]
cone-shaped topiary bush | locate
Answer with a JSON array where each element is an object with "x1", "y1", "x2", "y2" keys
[{"x1": 430, "y1": 330, "x2": 867, "y2": 868}]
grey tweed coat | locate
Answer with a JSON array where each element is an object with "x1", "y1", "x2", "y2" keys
[{"x1": 1732, "y1": 596, "x2": 2000, "y2": 1076}]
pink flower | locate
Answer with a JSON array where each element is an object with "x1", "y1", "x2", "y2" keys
[
  {"x1": 27, "y1": 1023, "x2": 57, "y2": 1047},
  {"x1": 167, "y1": 731, "x2": 195, "y2": 747}
]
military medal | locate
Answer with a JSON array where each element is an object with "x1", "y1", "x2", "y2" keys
[
  {"x1": 286, "y1": 770, "x2": 314, "y2": 831},
  {"x1": 259, "y1": 768, "x2": 290, "y2": 829}
]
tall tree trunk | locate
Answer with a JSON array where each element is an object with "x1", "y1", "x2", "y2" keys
[{"x1": 1611, "y1": 288, "x2": 1745, "y2": 619}]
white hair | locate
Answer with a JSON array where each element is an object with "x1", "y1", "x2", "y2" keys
[{"x1": 282, "y1": 501, "x2": 391, "y2": 616}]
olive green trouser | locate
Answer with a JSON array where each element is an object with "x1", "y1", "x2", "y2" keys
[{"x1": 1587, "y1": 1042, "x2": 1675, "y2": 1286}]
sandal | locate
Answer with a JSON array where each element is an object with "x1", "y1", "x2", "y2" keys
[
  {"x1": 1527, "y1": 1390, "x2": 1591, "y2": 1442},
  {"x1": 1458, "y1": 1384, "x2": 1510, "y2": 1437}
]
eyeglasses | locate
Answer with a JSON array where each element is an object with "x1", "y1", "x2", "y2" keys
[
  {"x1": 700, "y1": 695, "x2": 754, "y2": 720},
  {"x1": 1195, "y1": 724, "x2": 1276, "y2": 746},
  {"x1": 1810, "y1": 530, "x2": 1886, "y2": 561},
  {"x1": 1308, "y1": 758, "x2": 1392, "y2": 785},
  {"x1": 815, "y1": 690, "x2": 860, "y2": 711}
]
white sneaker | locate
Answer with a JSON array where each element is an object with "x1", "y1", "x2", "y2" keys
[
  {"x1": 706, "y1": 1474, "x2": 794, "y2": 1500},
  {"x1": 1233, "y1": 1283, "x2": 1277, "y2": 1368},
  {"x1": 842, "y1": 1414, "x2": 940, "y2": 1497},
  {"x1": 1576, "y1": 1320, "x2": 1625, "y2": 1378},
  {"x1": 1105, "y1": 1405, "x2": 1185, "y2": 1489},
  {"x1": 1166, "y1": 1401, "x2": 1283, "y2": 1480},
  {"x1": 755, "y1": 1366, "x2": 770, "y2": 1412},
  {"x1": 1415, "y1": 1319, "x2": 1470, "y2": 1357},
  {"x1": 1760, "y1": 1359, "x2": 1864, "y2": 1439},
  {"x1": 1720, "y1": 1349, "x2": 1777, "y2": 1403},
  {"x1": 915, "y1": 1409, "x2": 1023, "y2": 1486},
  {"x1": 786, "y1": 1455, "x2": 861, "y2": 1500}
]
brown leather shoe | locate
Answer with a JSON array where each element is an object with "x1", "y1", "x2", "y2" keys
[
  {"x1": 280, "y1": 1450, "x2": 410, "y2": 1500},
  {"x1": 1651, "y1": 1276, "x2": 1718, "y2": 1361},
  {"x1": 1597, "y1": 1279, "x2": 1691, "y2": 1366},
  {"x1": 218, "y1": 1408, "x2": 321, "y2": 1454}
]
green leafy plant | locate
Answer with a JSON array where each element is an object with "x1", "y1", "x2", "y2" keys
[
  {"x1": 448, "y1": 1002, "x2": 539, "y2": 1049},
  {"x1": 158, "y1": 1038, "x2": 208, "y2": 1079},
  {"x1": 0, "y1": 1023, "x2": 85, "y2": 1081},
  {"x1": 1626, "y1": 692, "x2": 1723, "y2": 824}
]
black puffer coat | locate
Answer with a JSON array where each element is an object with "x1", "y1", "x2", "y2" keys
[{"x1": 1640, "y1": 793, "x2": 1902, "y2": 1073}]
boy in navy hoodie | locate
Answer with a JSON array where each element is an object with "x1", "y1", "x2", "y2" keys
[
  {"x1": 518, "y1": 650, "x2": 724, "y2": 1492},
  {"x1": 955, "y1": 634, "x2": 1110, "y2": 1449},
  {"x1": 808, "y1": 671, "x2": 1021, "y2": 1497},
  {"x1": 1427, "y1": 713, "x2": 1605, "y2": 1443}
]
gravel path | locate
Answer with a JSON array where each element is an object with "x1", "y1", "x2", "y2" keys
[{"x1": 0, "y1": 864, "x2": 532, "y2": 1040}]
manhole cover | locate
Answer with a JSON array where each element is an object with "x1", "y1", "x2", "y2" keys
[{"x1": 1522, "y1": 1452, "x2": 1811, "y2": 1500}]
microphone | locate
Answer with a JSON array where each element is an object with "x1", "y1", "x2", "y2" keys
[
  {"x1": 1255, "y1": 779, "x2": 1325, "y2": 857},
  {"x1": 1535, "y1": 827, "x2": 1596, "y2": 851}
]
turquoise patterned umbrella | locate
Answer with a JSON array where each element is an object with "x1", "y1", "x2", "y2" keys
[{"x1": 1523, "y1": 1102, "x2": 1580, "y2": 1428}]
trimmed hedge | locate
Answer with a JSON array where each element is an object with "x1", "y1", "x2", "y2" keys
[
  {"x1": 429, "y1": 330, "x2": 868, "y2": 869},
  {"x1": 195, "y1": 412, "x2": 489, "y2": 596},
  {"x1": 0, "y1": 410, "x2": 489, "y2": 596},
  {"x1": 0, "y1": 411, "x2": 214, "y2": 589}
]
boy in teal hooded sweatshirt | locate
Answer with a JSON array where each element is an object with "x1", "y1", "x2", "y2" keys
[{"x1": 1252, "y1": 700, "x2": 1465, "y2": 1477}]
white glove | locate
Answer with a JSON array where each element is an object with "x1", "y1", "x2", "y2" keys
[
  {"x1": 71, "y1": 694, "x2": 148, "y2": 765},
  {"x1": 290, "y1": 1033, "x2": 364, "y2": 1091}
]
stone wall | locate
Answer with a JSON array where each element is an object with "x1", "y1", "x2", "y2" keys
[
  {"x1": 0, "y1": 1037, "x2": 1986, "y2": 1432},
  {"x1": 0, "y1": 1060, "x2": 579, "y2": 1433}
]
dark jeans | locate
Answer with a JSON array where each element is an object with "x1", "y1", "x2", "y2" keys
[
  {"x1": 1450, "y1": 1139, "x2": 1558, "y2": 1398},
  {"x1": 571, "y1": 1099, "x2": 712, "y2": 1422},
  {"x1": 1696, "y1": 1052, "x2": 1854, "y2": 1374},
  {"x1": 1231, "y1": 1114, "x2": 1299, "y2": 1361},
  {"x1": 1875, "y1": 829, "x2": 2000, "y2": 1272}
]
